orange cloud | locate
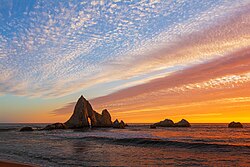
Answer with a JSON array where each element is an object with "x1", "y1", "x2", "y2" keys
[{"x1": 89, "y1": 47, "x2": 250, "y2": 123}]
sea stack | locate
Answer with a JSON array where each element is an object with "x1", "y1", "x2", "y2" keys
[
  {"x1": 228, "y1": 121, "x2": 243, "y2": 128},
  {"x1": 64, "y1": 95, "x2": 113, "y2": 128}
]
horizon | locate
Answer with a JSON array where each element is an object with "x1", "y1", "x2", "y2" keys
[
  {"x1": 1, "y1": 0, "x2": 250, "y2": 124},
  {"x1": 1, "y1": 122, "x2": 250, "y2": 124}
]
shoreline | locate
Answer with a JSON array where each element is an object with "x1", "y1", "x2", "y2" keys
[{"x1": 0, "y1": 160, "x2": 35, "y2": 167}]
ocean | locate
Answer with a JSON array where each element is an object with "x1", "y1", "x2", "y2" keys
[{"x1": 0, "y1": 123, "x2": 250, "y2": 166}]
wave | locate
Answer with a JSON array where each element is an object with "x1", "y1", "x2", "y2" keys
[
  {"x1": 0, "y1": 128, "x2": 17, "y2": 132},
  {"x1": 71, "y1": 136, "x2": 250, "y2": 151}
]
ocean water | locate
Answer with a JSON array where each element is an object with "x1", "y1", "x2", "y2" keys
[{"x1": 0, "y1": 123, "x2": 250, "y2": 166}]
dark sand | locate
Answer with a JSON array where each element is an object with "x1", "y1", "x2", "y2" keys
[{"x1": 0, "y1": 161, "x2": 35, "y2": 167}]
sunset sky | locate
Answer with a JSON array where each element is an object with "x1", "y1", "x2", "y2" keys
[{"x1": 0, "y1": 0, "x2": 250, "y2": 123}]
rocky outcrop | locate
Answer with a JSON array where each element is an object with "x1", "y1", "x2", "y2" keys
[
  {"x1": 152, "y1": 118, "x2": 191, "y2": 128},
  {"x1": 175, "y1": 119, "x2": 191, "y2": 127},
  {"x1": 113, "y1": 119, "x2": 120, "y2": 128},
  {"x1": 150, "y1": 124, "x2": 156, "y2": 129},
  {"x1": 20, "y1": 126, "x2": 34, "y2": 132},
  {"x1": 153, "y1": 119, "x2": 175, "y2": 127},
  {"x1": 43, "y1": 123, "x2": 67, "y2": 130},
  {"x1": 113, "y1": 119, "x2": 126, "y2": 129},
  {"x1": 120, "y1": 120, "x2": 126, "y2": 127},
  {"x1": 64, "y1": 96, "x2": 113, "y2": 128},
  {"x1": 94, "y1": 109, "x2": 113, "y2": 127},
  {"x1": 228, "y1": 121, "x2": 243, "y2": 128}
]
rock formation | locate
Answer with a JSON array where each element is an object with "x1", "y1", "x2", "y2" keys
[
  {"x1": 153, "y1": 119, "x2": 175, "y2": 127},
  {"x1": 43, "y1": 95, "x2": 123, "y2": 130},
  {"x1": 20, "y1": 126, "x2": 34, "y2": 132},
  {"x1": 113, "y1": 119, "x2": 126, "y2": 129},
  {"x1": 228, "y1": 121, "x2": 243, "y2": 128},
  {"x1": 43, "y1": 123, "x2": 67, "y2": 130},
  {"x1": 64, "y1": 95, "x2": 112, "y2": 128},
  {"x1": 120, "y1": 120, "x2": 126, "y2": 127},
  {"x1": 150, "y1": 124, "x2": 156, "y2": 129},
  {"x1": 152, "y1": 118, "x2": 191, "y2": 127},
  {"x1": 175, "y1": 119, "x2": 191, "y2": 127}
]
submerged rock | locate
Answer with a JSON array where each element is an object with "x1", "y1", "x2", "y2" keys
[
  {"x1": 175, "y1": 119, "x2": 191, "y2": 127},
  {"x1": 150, "y1": 124, "x2": 156, "y2": 129},
  {"x1": 113, "y1": 119, "x2": 126, "y2": 129},
  {"x1": 228, "y1": 122, "x2": 243, "y2": 128},
  {"x1": 43, "y1": 123, "x2": 67, "y2": 130},
  {"x1": 20, "y1": 126, "x2": 34, "y2": 132},
  {"x1": 153, "y1": 119, "x2": 175, "y2": 127},
  {"x1": 64, "y1": 96, "x2": 113, "y2": 128}
]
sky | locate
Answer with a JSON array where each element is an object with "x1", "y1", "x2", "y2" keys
[{"x1": 0, "y1": 0, "x2": 250, "y2": 123}]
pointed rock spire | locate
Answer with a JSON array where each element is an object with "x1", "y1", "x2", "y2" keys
[{"x1": 64, "y1": 95, "x2": 113, "y2": 128}]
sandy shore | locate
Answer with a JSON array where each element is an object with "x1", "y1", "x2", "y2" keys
[{"x1": 0, "y1": 161, "x2": 35, "y2": 167}]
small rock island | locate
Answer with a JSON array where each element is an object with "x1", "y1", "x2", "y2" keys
[
  {"x1": 20, "y1": 126, "x2": 34, "y2": 132},
  {"x1": 228, "y1": 121, "x2": 243, "y2": 128},
  {"x1": 151, "y1": 118, "x2": 191, "y2": 128}
]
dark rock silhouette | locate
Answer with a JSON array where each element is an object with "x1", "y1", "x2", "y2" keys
[
  {"x1": 113, "y1": 119, "x2": 126, "y2": 129},
  {"x1": 152, "y1": 118, "x2": 191, "y2": 128},
  {"x1": 120, "y1": 120, "x2": 126, "y2": 127},
  {"x1": 95, "y1": 109, "x2": 113, "y2": 127},
  {"x1": 64, "y1": 95, "x2": 112, "y2": 128},
  {"x1": 175, "y1": 119, "x2": 191, "y2": 127},
  {"x1": 113, "y1": 119, "x2": 120, "y2": 128},
  {"x1": 153, "y1": 119, "x2": 175, "y2": 127},
  {"x1": 20, "y1": 126, "x2": 34, "y2": 132},
  {"x1": 150, "y1": 124, "x2": 156, "y2": 129},
  {"x1": 228, "y1": 121, "x2": 243, "y2": 128},
  {"x1": 43, "y1": 123, "x2": 67, "y2": 130}
]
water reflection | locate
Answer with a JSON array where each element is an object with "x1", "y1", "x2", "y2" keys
[{"x1": 0, "y1": 124, "x2": 250, "y2": 166}]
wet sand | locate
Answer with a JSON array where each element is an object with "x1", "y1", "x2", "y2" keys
[{"x1": 0, "y1": 161, "x2": 35, "y2": 167}]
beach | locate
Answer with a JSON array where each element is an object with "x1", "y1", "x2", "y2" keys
[{"x1": 0, "y1": 161, "x2": 34, "y2": 167}]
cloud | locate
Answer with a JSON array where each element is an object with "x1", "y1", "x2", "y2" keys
[
  {"x1": 0, "y1": 0, "x2": 249, "y2": 99},
  {"x1": 51, "y1": 102, "x2": 75, "y2": 116},
  {"x1": 90, "y1": 47, "x2": 250, "y2": 110},
  {"x1": 52, "y1": 47, "x2": 250, "y2": 116}
]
